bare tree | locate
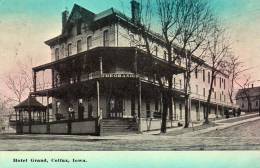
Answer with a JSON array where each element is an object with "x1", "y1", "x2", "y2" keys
[
  {"x1": 124, "y1": 0, "x2": 214, "y2": 131},
  {"x1": 236, "y1": 75, "x2": 253, "y2": 112},
  {"x1": 227, "y1": 55, "x2": 248, "y2": 104},
  {"x1": 204, "y1": 23, "x2": 230, "y2": 124},
  {"x1": 5, "y1": 62, "x2": 33, "y2": 103},
  {"x1": 173, "y1": 0, "x2": 213, "y2": 128},
  {"x1": 138, "y1": 0, "x2": 214, "y2": 131}
]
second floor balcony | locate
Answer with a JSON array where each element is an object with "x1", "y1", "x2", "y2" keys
[{"x1": 32, "y1": 47, "x2": 186, "y2": 95}]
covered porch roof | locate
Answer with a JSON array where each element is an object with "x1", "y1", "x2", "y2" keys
[{"x1": 33, "y1": 47, "x2": 186, "y2": 75}]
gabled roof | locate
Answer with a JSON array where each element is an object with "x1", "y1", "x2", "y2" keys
[
  {"x1": 67, "y1": 4, "x2": 95, "y2": 23},
  {"x1": 236, "y1": 86, "x2": 260, "y2": 99}
]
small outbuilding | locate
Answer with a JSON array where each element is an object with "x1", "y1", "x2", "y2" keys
[{"x1": 14, "y1": 96, "x2": 47, "y2": 133}]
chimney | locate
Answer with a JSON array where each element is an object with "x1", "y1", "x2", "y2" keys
[
  {"x1": 62, "y1": 9, "x2": 69, "y2": 33},
  {"x1": 131, "y1": 0, "x2": 140, "y2": 24}
]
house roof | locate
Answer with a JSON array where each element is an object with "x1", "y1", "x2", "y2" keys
[
  {"x1": 14, "y1": 96, "x2": 46, "y2": 111},
  {"x1": 44, "y1": 3, "x2": 228, "y2": 77},
  {"x1": 236, "y1": 86, "x2": 260, "y2": 99}
]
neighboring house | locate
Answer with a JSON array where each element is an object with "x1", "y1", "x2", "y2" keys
[
  {"x1": 14, "y1": 1, "x2": 234, "y2": 135},
  {"x1": 236, "y1": 86, "x2": 260, "y2": 112}
]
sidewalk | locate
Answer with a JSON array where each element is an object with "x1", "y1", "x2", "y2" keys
[
  {"x1": 175, "y1": 113, "x2": 260, "y2": 137},
  {"x1": 143, "y1": 113, "x2": 260, "y2": 136},
  {"x1": 1, "y1": 113, "x2": 259, "y2": 141}
]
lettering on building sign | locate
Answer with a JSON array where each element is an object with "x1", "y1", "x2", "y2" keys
[{"x1": 102, "y1": 73, "x2": 136, "y2": 78}]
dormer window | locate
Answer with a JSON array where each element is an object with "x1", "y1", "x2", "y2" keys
[
  {"x1": 77, "y1": 20, "x2": 82, "y2": 35},
  {"x1": 103, "y1": 30, "x2": 109, "y2": 46}
]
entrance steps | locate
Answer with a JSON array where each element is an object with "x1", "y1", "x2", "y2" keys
[{"x1": 100, "y1": 119, "x2": 138, "y2": 136}]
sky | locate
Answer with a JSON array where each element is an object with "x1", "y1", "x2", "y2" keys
[{"x1": 0, "y1": 0, "x2": 260, "y2": 97}]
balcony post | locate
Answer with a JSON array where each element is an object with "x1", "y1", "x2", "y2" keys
[
  {"x1": 52, "y1": 68, "x2": 55, "y2": 88},
  {"x1": 99, "y1": 56, "x2": 103, "y2": 75}
]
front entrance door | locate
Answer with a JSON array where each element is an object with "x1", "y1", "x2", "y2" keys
[{"x1": 108, "y1": 97, "x2": 123, "y2": 118}]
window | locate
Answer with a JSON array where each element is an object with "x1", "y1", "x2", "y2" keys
[
  {"x1": 56, "y1": 101, "x2": 61, "y2": 114},
  {"x1": 164, "y1": 51, "x2": 167, "y2": 60},
  {"x1": 203, "y1": 69, "x2": 205, "y2": 82},
  {"x1": 224, "y1": 79, "x2": 226, "y2": 89},
  {"x1": 129, "y1": 34, "x2": 134, "y2": 46},
  {"x1": 214, "y1": 92, "x2": 216, "y2": 99},
  {"x1": 203, "y1": 88, "x2": 205, "y2": 97},
  {"x1": 196, "y1": 105, "x2": 200, "y2": 121},
  {"x1": 242, "y1": 103, "x2": 244, "y2": 108},
  {"x1": 146, "y1": 101, "x2": 151, "y2": 118},
  {"x1": 55, "y1": 48, "x2": 59, "y2": 60},
  {"x1": 195, "y1": 68, "x2": 198, "y2": 79},
  {"x1": 103, "y1": 30, "x2": 109, "y2": 46},
  {"x1": 219, "y1": 77, "x2": 222, "y2": 88},
  {"x1": 67, "y1": 43, "x2": 72, "y2": 56},
  {"x1": 179, "y1": 104, "x2": 182, "y2": 120},
  {"x1": 173, "y1": 77, "x2": 176, "y2": 87},
  {"x1": 131, "y1": 96, "x2": 135, "y2": 116},
  {"x1": 87, "y1": 99, "x2": 93, "y2": 118},
  {"x1": 208, "y1": 71, "x2": 210, "y2": 83},
  {"x1": 77, "y1": 40, "x2": 82, "y2": 53},
  {"x1": 154, "y1": 46, "x2": 158, "y2": 56},
  {"x1": 179, "y1": 79, "x2": 182, "y2": 89},
  {"x1": 214, "y1": 77, "x2": 216, "y2": 86},
  {"x1": 155, "y1": 100, "x2": 159, "y2": 112},
  {"x1": 77, "y1": 21, "x2": 82, "y2": 35},
  {"x1": 78, "y1": 98, "x2": 84, "y2": 120},
  {"x1": 87, "y1": 36, "x2": 92, "y2": 50}
]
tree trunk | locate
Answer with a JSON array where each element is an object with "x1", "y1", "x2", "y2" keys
[
  {"x1": 184, "y1": 72, "x2": 190, "y2": 128},
  {"x1": 161, "y1": 90, "x2": 168, "y2": 133},
  {"x1": 205, "y1": 74, "x2": 215, "y2": 124}
]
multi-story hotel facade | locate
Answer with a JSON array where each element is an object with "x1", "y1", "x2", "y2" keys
[{"x1": 15, "y1": 1, "x2": 234, "y2": 135}]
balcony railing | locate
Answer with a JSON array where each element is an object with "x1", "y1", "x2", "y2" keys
[{"x1": 190, "y1": 93, "x2": 234, "y2": 107}]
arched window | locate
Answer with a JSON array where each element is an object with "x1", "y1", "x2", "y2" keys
[
  {"x1": 77, "y1": 40, "x2": 82, "y2": 53},
  {"x1": 87, "y1": 36, "x2": 92, "y2": 50},
  {"x1": 103, "y1": 30, "x2": 109, "y2": 46}
]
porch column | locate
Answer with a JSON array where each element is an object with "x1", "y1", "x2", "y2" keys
[
  {"x1": 189, "y1": 98, "x2": 192, "y2": 122},
  {"x1": 15, "y1": 110, "x2": 18, "y2": 134},
  {"x1": 138, "y1": 78, "x2": 142, "y2": 132},
  {"x1": 47, "y1": 96, "x2": 50, "y2": 134},
  {"x1": 174, "y1": 100, "x2": 177, "y2": 120},
  {"x1": 198, "y1": 100, "x2": 201, "y2": 121},
  {"x1": 216, "y1": 104, "x2": 219, "y2": 118},
  {"x1": 97, "y1": 80, "x2": 101, "y2": 120},
  {"x1": 47, "y1": 96, "x2": 50, "y2": 122},
  {"x1": 52, "y1": 68, "x2": 55, "y2": 88},
  {"x1": 99, "y1": 57, "x2": 103, "y2": 75},
  {"x1": 28, "y1": 110, "x2": 32, "y2": 134},
  {"x1": 171, "y1": 97, "x2": 174, "y2": 127}
]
